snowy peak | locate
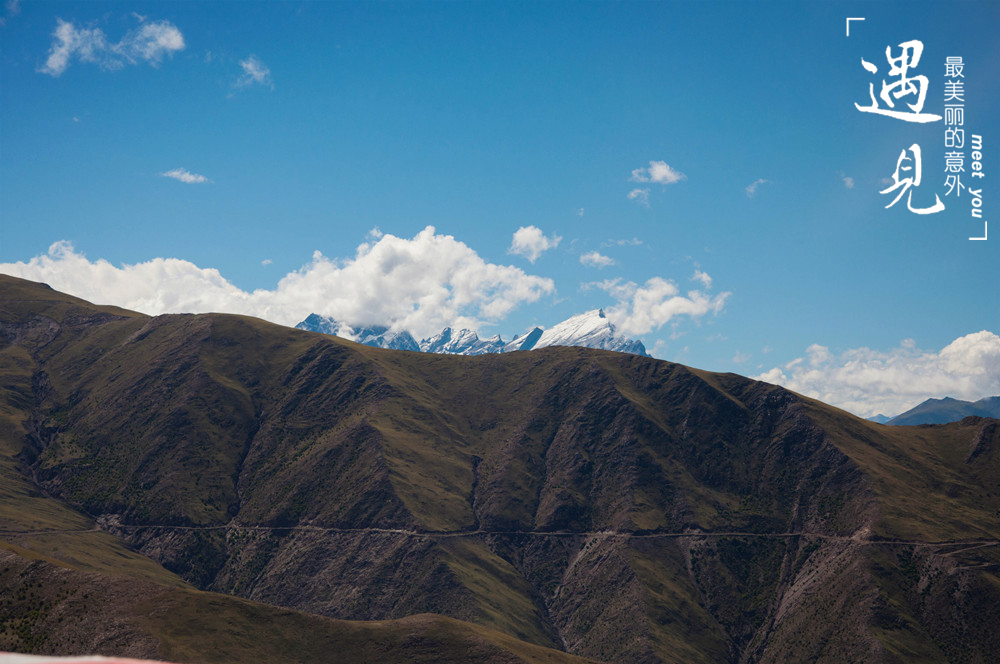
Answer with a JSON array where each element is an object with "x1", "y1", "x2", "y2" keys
[
  {"x1": 420, "y1": 327, "x2": 505, "y2": 355},
  {"x1": 296, "y1": 309, "x2": 647, "y2": 357},
  {"x1": 295, "y1": 315, "x2": 419, "y2": 352},
  {"x1": 532, "y1": 309, "x2": 647, "y2": 356},
  {"x1": 297, "y1": 313, "x2": 342, "y2": 336},
  {"x1": 502, "y1": 327, "x2": 543, "y2": 353},
  {"x1": 533, "y1": 309, "x2": 612, "y2": 349},
  {"x1": 355, "y1": 325, "x2": 420, "y2": 352}
]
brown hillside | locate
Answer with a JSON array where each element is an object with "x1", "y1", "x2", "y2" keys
[{"x1": 1, "y1": 274, "x2": 998, "y2": 663}]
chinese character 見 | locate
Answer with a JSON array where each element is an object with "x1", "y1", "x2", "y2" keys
[{"x1": 880, "y1": 144, "x2": 945, "y2": 214}]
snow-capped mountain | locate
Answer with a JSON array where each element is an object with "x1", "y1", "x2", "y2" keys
[
  {"x1": 419, "y1": 328, "x2": 505, "y2": 355},
  {"x1": 502, "y1": 327, "x2": 543, "y2": 353},
  {"x1": 296, "y1": 309, "x2": 648, "y2": 357},
  {"x1": 295, "y1": 314, "x2": 420, "y2": 351},
  {"x1": 528, "y1": 309, "x2": 646, "y2": 355}
]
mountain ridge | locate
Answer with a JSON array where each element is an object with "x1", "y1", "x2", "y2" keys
[
  {"x1": 887, "y1": 395, "x2": 1000, "y2": 425},
  {"x1": 1, "y1": 275, "x2": 998, "y2": 663}
]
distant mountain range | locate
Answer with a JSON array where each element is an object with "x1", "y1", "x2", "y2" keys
[
  {"x1": 886, "y1": 395, "x2": 1000, "y2": 425},
  {"x1": 297, "y1": 308, "x2": 649, "y2": 356}
]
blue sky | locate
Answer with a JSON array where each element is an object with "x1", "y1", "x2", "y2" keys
[{"x1": 1, "y1": 1, "x2": 998, "y2": 417}]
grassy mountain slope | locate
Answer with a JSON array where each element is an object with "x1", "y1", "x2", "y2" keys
[
  {"x1": 1, "y1": 274, "x2": 998, "y2": 663},
  {"x1": 0, "y1": 543, "x2": 599, "y2": 663},
  {"x1": 0, "y1": 277, "x2": 599, "y2": 663}
]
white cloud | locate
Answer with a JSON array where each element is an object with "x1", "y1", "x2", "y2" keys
[
  {"x1": 508, "y1": 226, "x2": 561, "y2": 263},
  {"x1": 843, "y1": 176, "x2": 855, "y2": 189},
  {"x1": 261, "y1": 259, "x2": 273, "y2": 266},
  {"x1": 593, "y1": 275, "x2": 729, "y2": 337},
  {"x1": 691, "y1": 270, "x2": 712, "y2": 289},
  {"x1": 580, "y1": 251, "x2": 615, "y2": 268},
  {"x1": 627, "y1": 188, "x2": 650, "y2": 207},
  {"x1": 602, "y1": 237, "x2": 643, "y2": 247},
  {"x1": 0, "y1": 0, "x2": 20, "y2": 26},
  {"x1": 40, "y1": 20, "x2": 103, "y2": 76},
  {"x1": 756, "y1": 368, "x2": 785, "y2": 383},
  {"x1": 576, "y1": 208, "x2": 585, "y2": 217},
  {"x1": 236, "y1": 55, "x2": 273, "y2": 89},
  {"x1": 733, "y1": 351, "x2": 751, "y2": 364},
  {"x1": 754, "y1": 332, "x2": 1000, "y2": 418},
  {"x1": 0, "y1": 229, "x2": 555, "y2": 340},
  {"x1": 39, "y1": 18, "x2": 184, "y2": 76},
  {"x1": 745, "y1": 178, "x2": 769, "y2": 198},
  {"x1": 130, "y1": 21, "x2": 185, "y2": 62},
  {"x1": 806, "y1": 343, "x2": 833, "y2": 366},
  {"x1": 631, "y1": 160, "x2": 686, "y2": 185},
  {"x1": 161, "y1": 168, "x2": 210, "y2": 184}
]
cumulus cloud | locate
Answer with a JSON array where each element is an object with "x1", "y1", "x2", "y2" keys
[
  {"x1": 631, "y1": 160, "x2": 686, "y2": 185},
  {"x1": 580, "y1": 251, "x2": 615, "y2": 268},
  {"x1": 592, "y1": 275, "x2": 729, "y2": 337},
  {"x1": 745, "y1": 178, "x2": 769, "y2": 198},
  {"x1": 39, "y1": 18, "x2": 184, "y2": 76},
  {"x1": 0, "y1": 228, "x2": 556, "y2": 339},
  {"x1": 627, "y1": 188, "x2": 650, "y2": 207},
  {"x1": 236, "y1": 55, "x2": 273, "y2": 89},
  {"x1": 508, "y1": 226, "x2": 561, "y2": 263},
  {"x1": 161, "y1": 168, "x2": 210, "y2": 184},
  {"x1": 843, "y1": 176, "x2": 855, "y2": 189},
  {"x1": 754, "y1": 332, "x2": 1000, "y2": 418}
]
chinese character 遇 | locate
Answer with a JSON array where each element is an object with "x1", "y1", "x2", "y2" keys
[{"x1": 856, "y1": 40, "x2": 942, "y2": 123}]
